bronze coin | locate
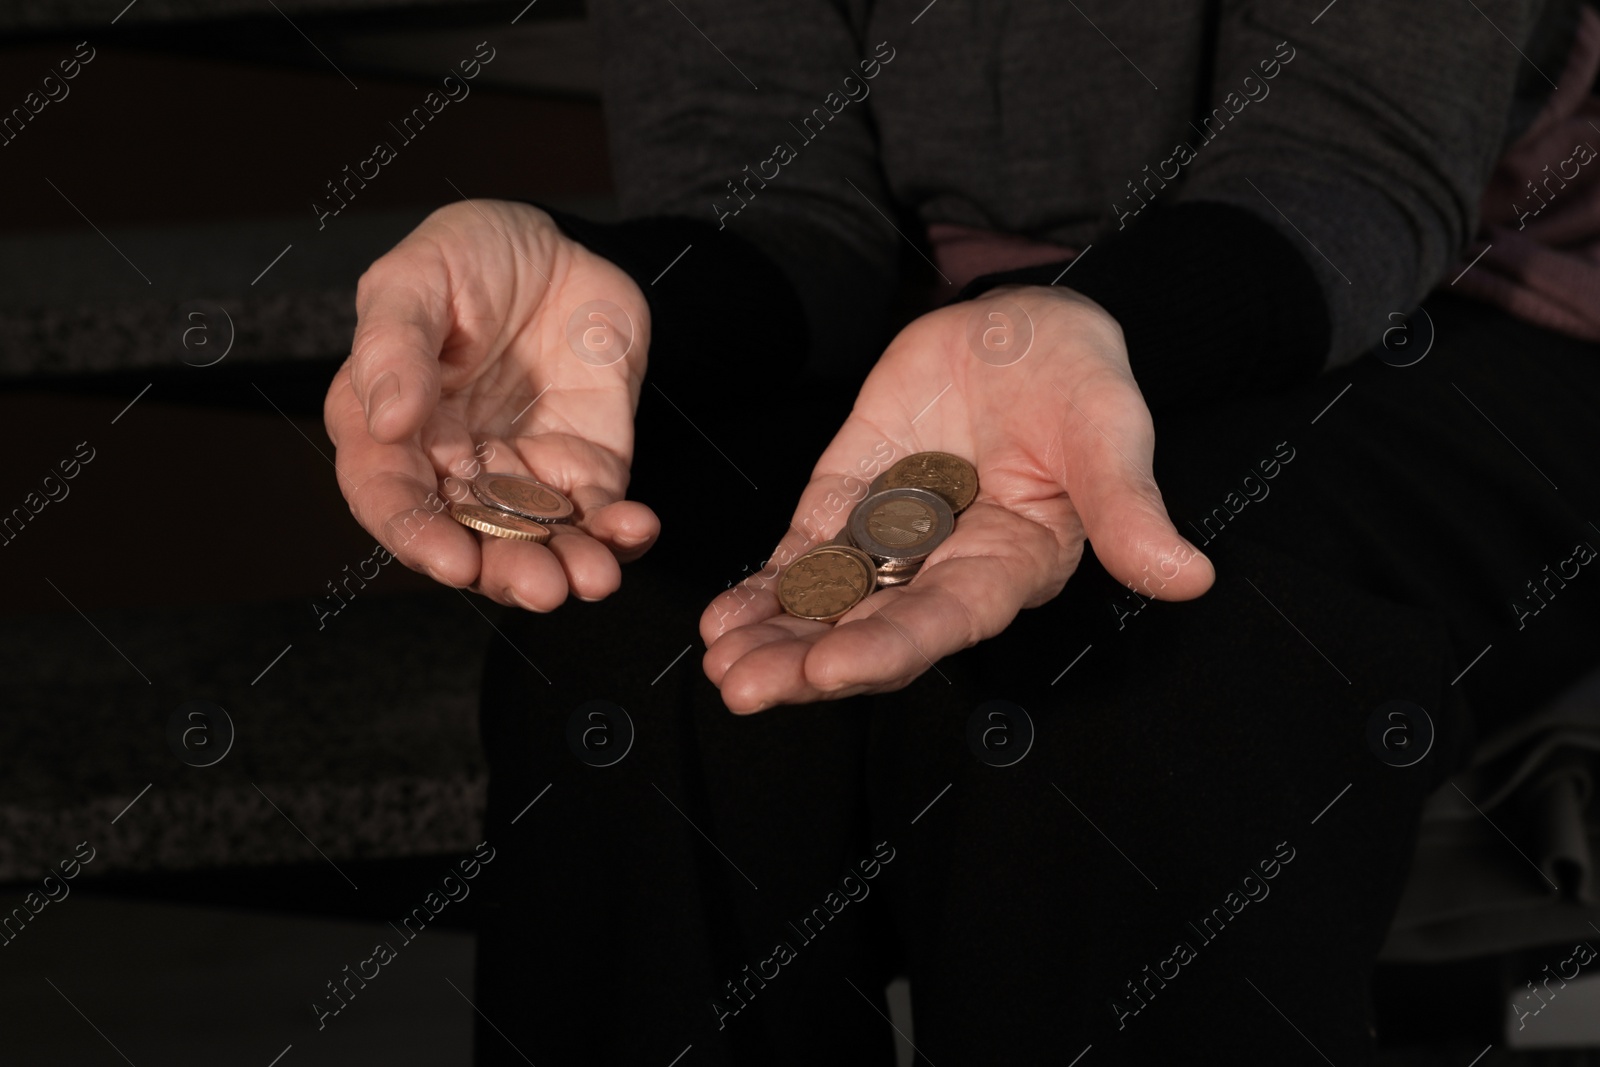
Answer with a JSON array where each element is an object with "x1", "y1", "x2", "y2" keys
[
  {"x1": 471, "y1": 472, "x2": 576, "y2": 523},
  {"x1": 449, "y1": 502, "x2": 552, "y2": 543},
  {"x1": 778, "y1": 545, "x2": 878, "y2": 622},
  {"x1": 878, "y1": 451, "x2": 978, "y2": 514}
]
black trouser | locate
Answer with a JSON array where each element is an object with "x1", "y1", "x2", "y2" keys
[{"x1": 472, "y1": 294, "x2": 1600, "y2": 1066}]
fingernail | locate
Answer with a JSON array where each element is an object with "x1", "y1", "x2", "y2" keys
[
  {"x1": 366, "y1": 372, "x2": 400, "y2": 429},
  {"x1": 616, "y1": 531, "x2": 649, "y2": 548}
]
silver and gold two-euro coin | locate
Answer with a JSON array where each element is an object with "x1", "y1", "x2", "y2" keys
[
  {"x1": 848, "y1": 486, "x2": 956, "y2": 570},
  {"x1": 471, "y1": 472, "x2": 576, "y2": 524}
]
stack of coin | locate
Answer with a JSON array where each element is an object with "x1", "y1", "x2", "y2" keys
[
  {"x1": 848, "y1": 487, "x2": 954, "y2": 587},
  {"x1": 448, "y1": 472, "x2": 576, "y2": 544},
  {"x1": 779, "y1": 451, "x2": 978, "y2": 621}
]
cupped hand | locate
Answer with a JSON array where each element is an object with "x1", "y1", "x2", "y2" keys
[
  {"x1": 698, "y1": 285, "x2": 1215, "y2": 713},
  {"x1": 324, "y1": 199, "x2": 658, "y2": 610}
]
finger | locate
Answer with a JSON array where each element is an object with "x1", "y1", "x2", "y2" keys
[
  {"x1": 349, "y1": 250, "x2": 451, "y2": 443},
  {"x1": 700, "y1": 559, "x2": 790, "y2": 647},
  {"x1": 540, "y1": 524, "x2": 622, "y2": 602},
  {"x1": 1054, "y1": 374, "x2": 1215, "y2": 600},
  {"x1": 466, "y1": 497, "x2": 634, "y2": 606},
  {"x1": 565, "y1": 479, "x2": 659, "y2": 556},
  {"x1": 470, "y1": 517, "x2": 639, "y2": 609},
  {"x1": 578, "y1": 498, "x2": 660, "y2": 562},
  {"x1": 368, "y1": 477, "x2": 479, "y2": 585},
  {"x1": 477, "y1": 535, "x2": 568, "y2": 610},
  {"x1": 806, "y1": 556, "x2": 1043, "y2": 697},
  {"x1": 703, "y1": 613, "x2": 820, "y2": 688},
  {"x1": 709, "y1": 624, "x2": 849, "y2": 714},
  {"x1": 328, "y1": 368, "x2": 482, "y2": 585}
]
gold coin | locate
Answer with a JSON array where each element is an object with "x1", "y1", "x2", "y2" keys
[
  {"x1": 878, "y1": 451, "x2": 978, "y2": 514},
  {"x1": 471, "y1": 473, "x2": 575, "y2": 523},
  {"x1": 449, "y1": 502, "x2": 552, "y2": 543},
  {"x1": 778, "y1": 545, "x2": 878, "y2": 622},
  {"x1": 875, "y1": 567, "x2": 916, "y2": 587}
]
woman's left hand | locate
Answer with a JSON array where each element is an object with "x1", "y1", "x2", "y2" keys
[{"x1": 698, "y1": 284, "x2": 1216, "y2": 714}]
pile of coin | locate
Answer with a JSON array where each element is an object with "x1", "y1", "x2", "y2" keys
[
  {"x1": 448, "y1": 472, "x2": 576, "y2": 544},
  {"x1": 778, "y1": 451, "x2": 978, "y2": 622}
]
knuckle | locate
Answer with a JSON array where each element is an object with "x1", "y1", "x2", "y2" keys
[{"x1": 930, "y1": 583, "x2": 984, "y2": 650}]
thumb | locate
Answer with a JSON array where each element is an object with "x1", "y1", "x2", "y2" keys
[
  {"x1": 349, "y1": 258, "x2": 449, "y2": 443},
  {"x1": 1054, "y1": 381, "x2": 1215, "y2": 601}
]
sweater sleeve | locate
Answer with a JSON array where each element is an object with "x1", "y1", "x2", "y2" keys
[
  {"x1": 584, "y1": 0, "x2": 903, "y2": 376},
  {"x1": 965, "y1": 0, "x2": 1563, "y2": 411},
  {"x1": 1178, "y1": 0, "x2": 1553, "y2": 365},
  {"x1": 959, "y1": 200, "x2": 1331, "y2": 413}
]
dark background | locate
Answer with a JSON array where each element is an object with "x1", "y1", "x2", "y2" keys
[{"x1": 0, "y1": 3, "x2": 614, "y2": 1062}]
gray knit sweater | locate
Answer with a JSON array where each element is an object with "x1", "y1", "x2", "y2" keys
[{"x1": 578, "y1": 0, "x2": 1581, "y2": 391}]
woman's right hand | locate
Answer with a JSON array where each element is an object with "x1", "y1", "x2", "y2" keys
[{"x1": 324, "y1": 199, "x2": 657, "y2": 611}]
